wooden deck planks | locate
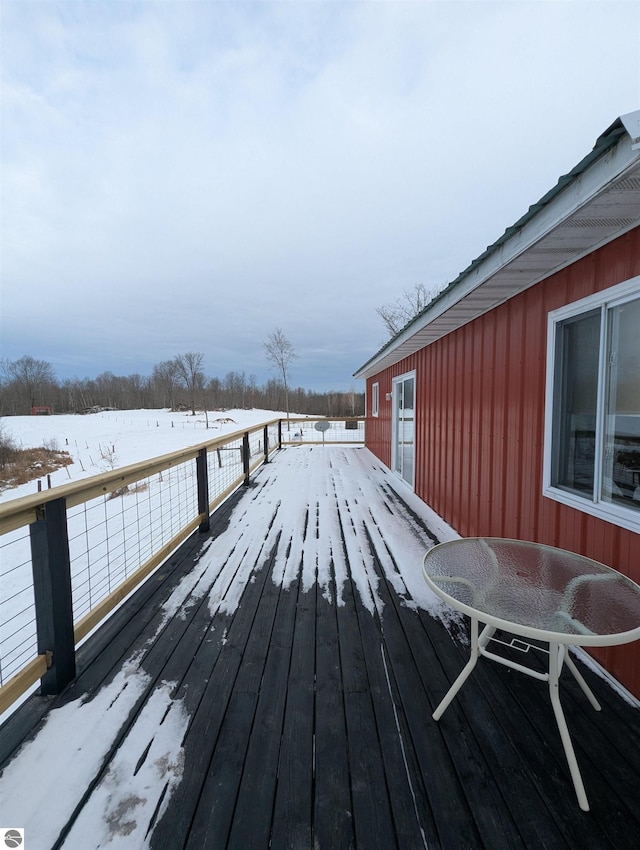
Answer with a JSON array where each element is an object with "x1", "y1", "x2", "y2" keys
[
  {"x1": 227, "y1": 581, "x2": 307, "y2": 849},
  {"x1": 313, "y1": 581, "x2": 356, "y2": 850},
  {"x1": 361, "y1": 525, "x2": 528, "y2": 849},
  {"x1": 2, "y1": 447, "x2": 640, "y2": 850},
  {"x1": 490, "y1": 644, "x2": 638, "y2": 849},
  {"x1": 268, "y1": 563, "x2": 317, "y2": 850},
  {"x1": 151, "y1": 535, "x2": 278, "y2": 846}
]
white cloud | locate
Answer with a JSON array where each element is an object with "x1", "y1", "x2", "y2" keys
[{"x1": 2, "y1": 0, "x2": 639, "y2": 388}]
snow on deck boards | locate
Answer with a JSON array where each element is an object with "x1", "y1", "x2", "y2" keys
[{"x1": 2, "y1": 446, "x2": 640, "y2": 849}]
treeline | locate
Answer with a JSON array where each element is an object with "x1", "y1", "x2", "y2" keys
[{"x1": 0, "y1": 355, "x2": 364, "y2": 418}]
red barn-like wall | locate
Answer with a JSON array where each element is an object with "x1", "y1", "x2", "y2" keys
[{"x1": 365, "y1": 227, "x2": 640, "y2": 695}]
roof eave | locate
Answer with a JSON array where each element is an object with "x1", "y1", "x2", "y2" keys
[{"x1": 354, "y1": 112, "x2": 640, "y2": 381}]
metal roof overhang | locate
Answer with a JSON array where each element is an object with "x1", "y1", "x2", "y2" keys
[{"x1": 354, "y1": 112, "x2": 640, "y2": 381}]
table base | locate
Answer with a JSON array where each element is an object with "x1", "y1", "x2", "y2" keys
[{"x1": 433, "y1": 617, "x2": 601, "y2": 812}]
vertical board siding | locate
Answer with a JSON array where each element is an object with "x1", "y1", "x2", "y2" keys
[{"x1": 364, "y1": 227, "x2": 640, "y2": 696}]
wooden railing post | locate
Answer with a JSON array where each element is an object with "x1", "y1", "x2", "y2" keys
[
  {"x1": 29, "y1": 497, "x2": 76, "y2": 695},
  {"x1": 242, "y1": 433, "x2": 251, "y2": 485},
  {"x1": 263, "y1": 425, "x2": 270, "y2": 463},
  {"x1": 278, "y1": 419, "x2": 283, "y2": 449},
  {"x1": 196, "y1": 448, "x2": 210, "y2": 533}
]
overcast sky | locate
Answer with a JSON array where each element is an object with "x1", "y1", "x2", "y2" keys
[{"x1": 2, "y1": 1, "x2": 639, "y2": 392}]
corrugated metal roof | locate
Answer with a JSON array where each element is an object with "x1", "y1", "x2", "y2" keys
[{"x1": 354, "y1": 112, "x2": 640, "y2": 380}]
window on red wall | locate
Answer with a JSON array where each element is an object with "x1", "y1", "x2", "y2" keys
[
  {"x1": 544, "y1": 275, "x2": 640, "y2": 532},
  {"x1": 372, "y1": 382, "x2": 379, "y2": 417}
]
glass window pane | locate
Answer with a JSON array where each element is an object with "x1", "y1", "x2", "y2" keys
[
  {"x1": 401, "y1": 378, "x2": 414, "y2": 484},
  {"x1": 553, "y1": 310, "x2": 600, "y2": 495},
  {"x1": 403, "y1": 377, "x2": 414, "y2": 413},
  {"x1": 602, "y1": 297, "x2": 640, "y2": 511},
  {"x1": 393, "y1": 376, "x2": 415, "y2": 484},
  {"x1": 394, "y1": 382, "x2": 403, "y2": 474}
]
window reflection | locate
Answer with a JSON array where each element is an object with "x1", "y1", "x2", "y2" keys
[
  {"x1": 603, "y1": 298, "x2": 640, "y2": 508},
  {"x1": 554, "y1": 310, "x2": 600, "y2": 496},
  {"x1": 552, "y1": 293, "x2": 640, "y2": 514}
]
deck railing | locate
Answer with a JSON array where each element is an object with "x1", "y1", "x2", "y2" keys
[{"x1": 0, "y1": 417, "x2": 364, "y2": 716}]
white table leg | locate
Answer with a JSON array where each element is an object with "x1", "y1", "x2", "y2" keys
[
  {"x1": 433, "y1": 618, "x2": 495, "y2": 721},
  {"x1": 549, "y1": 642, "x2": 590, "y2": 811},
  {"x1": 564, "y1": 652, "x2": 601, "y2": 711}
]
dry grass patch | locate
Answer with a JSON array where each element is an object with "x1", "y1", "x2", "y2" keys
[{"x1": 0, "y1": 447, "x2": 74, "y2": 491}]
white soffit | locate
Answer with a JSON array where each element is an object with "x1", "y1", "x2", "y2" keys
[{"x1": 355, "y1": 119, "x2": 640, "y2": 380}]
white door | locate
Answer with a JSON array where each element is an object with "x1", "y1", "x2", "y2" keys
[{"x1": 392, "y1": 373, "x2": 415, "y2": 487}]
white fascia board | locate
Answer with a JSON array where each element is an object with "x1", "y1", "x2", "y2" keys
[
  {"x1": 355, "y1": 126, "x2": 640, "y2": 381},
  {"x1": 621, "y1": 110, "x2": 640, "y2": 149}
]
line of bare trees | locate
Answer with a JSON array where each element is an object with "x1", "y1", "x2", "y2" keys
[{"x1": 0, "y1": 354, "x2": 364, "y2": 418}]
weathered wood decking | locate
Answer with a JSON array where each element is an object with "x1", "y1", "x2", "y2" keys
[{"x1": 2, "y1": 446, "x2": 640, "y2": 849}]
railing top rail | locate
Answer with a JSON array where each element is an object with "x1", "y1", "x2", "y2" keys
[{"x1": 0, "y1": 417, "x2": 282, "y2": 534}]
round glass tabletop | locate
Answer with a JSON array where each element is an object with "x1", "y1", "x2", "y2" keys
[{"x1": 423, "y1": 537, "x2": 640, "y2": 645}]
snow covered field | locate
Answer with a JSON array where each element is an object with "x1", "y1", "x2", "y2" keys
[{"x1": 1, "y1": 408, "x2": 288, "y2": 502}]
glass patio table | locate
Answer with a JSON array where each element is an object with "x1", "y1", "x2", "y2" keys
[{"x1": 422, "y1": 537, "x2": 640, "y2": 811}]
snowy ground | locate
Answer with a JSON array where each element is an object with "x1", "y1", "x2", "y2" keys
[
  {"x1": 0, "y1": 427, "x2": 460, "y2": 849},
  {"x1": 0, "y1": 408, "x2": 289, "y2": 501},
  {"x1": 0, "y1": 411, "x2": 636, "y2": 849},
  {"x1": 0, "y1": 409, "x2": 297, "y2": 693}
]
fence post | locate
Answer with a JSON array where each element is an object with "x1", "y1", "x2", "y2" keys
[
  {"x1": 242, "y1": 433, "x2": 250, "y2": 485},
  {"x1": 263, "y1": 425, "x2": 269, "y2": 463},
  {"x1": 278, "y1": 419, "x2": 283, "y2": 449},
  {"x1": 29, "y1": 497, "x2": 76, "y2": 695},
  {"x1": 196, "y1": 448, "x2": 210, "y2": 533}
]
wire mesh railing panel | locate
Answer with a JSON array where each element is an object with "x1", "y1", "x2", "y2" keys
[
  {"x1": 266, "y1": 423, "x2": 280, "y2": 456},
  {"x1": 150, "y1": 461, "x2": 199, "y2": 547},
  {"x1": 248, "y1": 428, "x2": 265, "y2": 461},
  {"x1": 68, "y1": 497, "x2": 109, "y2": 621},
  {"x1": 206, "y1": 436, "x2": 245, "y2": 504},
  {"x1": 67, "y1": 459, "x2": 199, "y2": 624},
  {"x1": 280, "y1": 418, "x2": 365, "y2": 445},
  {"x1": 0, "y1": 416, "x2": 299, "y2": 710},
  {"x1": 0, "y1": 528, "x2": 37, "y2": 687}
]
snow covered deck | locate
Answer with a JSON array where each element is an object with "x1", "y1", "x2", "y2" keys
[{"x1": 2, "y1": 446, "x2": 640, "y2": 849}]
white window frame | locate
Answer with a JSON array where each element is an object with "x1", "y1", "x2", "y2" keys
[
  {"x1": 543, "y1": 274, "x2": 640, "y2": 533},
  {"x1": 371, "y1": 382, "x2": 379, "y2": 417}
]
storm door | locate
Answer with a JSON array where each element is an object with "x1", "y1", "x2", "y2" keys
[{"x1": 392, "y1": 372, "x2": 415, "y2": 487}]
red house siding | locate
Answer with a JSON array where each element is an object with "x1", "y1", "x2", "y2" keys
[{"x1": 365, "y1": 227, "x2": 640, "y2": 695}]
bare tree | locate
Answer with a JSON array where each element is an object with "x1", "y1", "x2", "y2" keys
[
  {"x1": 264, "y1": 328, "x2": 296, "y2": 428},
  {"x1": 152, "y1": 359, "x2": 179, "y2": 410},
  {"x1": 174, "y1": 352, "x2": 205, "y2": 416},
  {"x1": 94, "y1": 371, "x2": 118, "y2": 408},
  {"x1": 223, "y1": 370, "x2": 247, "y2": 408},
  {"x1": 4, "y1": 355, "x2": 56, "y2": 412},
  {"x1": 376, "y1": 283, "x2": 443, "y2": 338},
  {"x1": 0, "y1": 353, "x2": 366, "y2": 418}
]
